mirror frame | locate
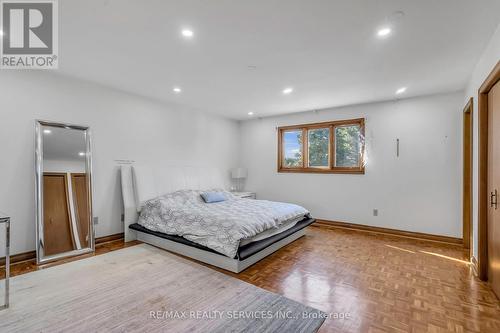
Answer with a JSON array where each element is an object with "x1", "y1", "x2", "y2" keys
[{"x1": 35, "y1": 120, "x2": 95, "y2": 264}]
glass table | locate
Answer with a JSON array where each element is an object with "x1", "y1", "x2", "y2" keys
[{"x1": 0, "y1": 211, "x2": 9, "y2": 310}]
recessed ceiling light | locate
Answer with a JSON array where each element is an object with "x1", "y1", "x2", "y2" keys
[
  {"x1": 43, "y1": 129, "x2": 52, "y2": 134},
  {"x1": 78, "y1": 152, "x2": 85, "y2": 156},
  {"x1": 173, "y1": 87, "x2": 182, "y2": 93},
  {"x1": 396, "y1": 87, "x2": 407, "y2": 94},
  {"x1": 0, "y1": 30, "x2": 4, "y2": 37},
  {"x1": 181, "y1": 29, "x2": 194, "y2": 38},
  {"x1": 377, "y1": 27, "x2": 392, "y2": 37},
  {"x1": 282, "y1": 87, "x2": 293, "y2": 95},
  {"x1": 248, "y1": 111, "x2": 254, "y2": 116}
]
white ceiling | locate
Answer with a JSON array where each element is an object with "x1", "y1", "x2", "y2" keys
[{"x1": 58, "y1": 0, "x2": 500, "y2": 119}]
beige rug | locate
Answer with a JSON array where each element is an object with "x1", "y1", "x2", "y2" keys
[{"x1": 0, "y1": 244, "x2": 325, "y2": 332}]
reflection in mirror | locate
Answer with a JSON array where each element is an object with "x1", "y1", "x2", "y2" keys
[{"x1": 35, "y1": 121, "x2": 94, "y2": 263}]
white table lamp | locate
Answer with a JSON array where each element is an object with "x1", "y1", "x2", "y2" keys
[{"x1": 231, "y1": 168, "x2": 247, "y2": 191}]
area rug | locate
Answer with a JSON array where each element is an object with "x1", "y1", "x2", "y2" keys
[{"x1": 0, "y1": 244, "x2": 325, "y2": 332}]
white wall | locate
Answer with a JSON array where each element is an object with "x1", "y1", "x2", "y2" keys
[
  {"x1": 464, "y1": 23, "x2": 500, "y2": 259},
  {"x1": 240, "y1": 92, "x2": 463, "y2": 237},
  {"x1": 44, "y1": 159, "x2": 86, "y2": 173},
  {"x1": 0, "y1": 71, "x2": 239, "y2": 256}
]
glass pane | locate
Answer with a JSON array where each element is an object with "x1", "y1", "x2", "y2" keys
[
  {"x1": 308, "y1": 128, "x2": 329, "y2": 168},
  {"x1": 335, "y1": 125, "x2": 361, "y2": 167},
  {"x1": 41, "y1": 124, "x2": 92, "y2": 258},
  {"x1": 283, "y1": 130, "x2": 303, "y2": 167}
]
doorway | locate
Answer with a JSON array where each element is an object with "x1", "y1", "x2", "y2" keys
[
  {"x1": 478, "y1": 61, "x2": 500, "y2": 299},
  {"x1": 463, "y1": 98, "x2": 473, "y2": 258}
]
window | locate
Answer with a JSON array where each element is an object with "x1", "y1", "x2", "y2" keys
[
  {"x1": 278, "y1": 118, "x2": 365, "y2": 174},
  {"x1": 308, "y1": 128, "x2": 329, "y2": 168},
  {"x1": 335, "y1": 124, "x2": 362, "y2": 168},
  {"x1": 283, "y1": 129, "x2": 303, "y2": 167}
]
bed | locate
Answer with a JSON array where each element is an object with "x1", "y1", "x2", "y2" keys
[{"x1": 120, "y1": 165, "x2": 315, "y2": 273}]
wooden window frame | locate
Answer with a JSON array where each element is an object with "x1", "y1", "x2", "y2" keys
[{"x1": 277, "y1": 118, "x2": 365, "y2": 174}]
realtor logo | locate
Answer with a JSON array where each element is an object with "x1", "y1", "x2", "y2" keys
[{"x1": 1, "y1": 0, "x2": 58, "y2": 69}]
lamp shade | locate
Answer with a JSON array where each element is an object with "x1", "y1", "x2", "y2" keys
[{"x1": 231, "y1": 167, "x2": 247, "y2": 179}]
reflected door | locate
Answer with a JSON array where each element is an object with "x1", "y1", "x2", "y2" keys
[{"x1": 43, "y1": 173, "x2": 75, "y2": 256}]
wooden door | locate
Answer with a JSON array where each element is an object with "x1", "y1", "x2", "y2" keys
[
  {"x1": 43, "y1": 174, "x2": 75, "y2": 255},
  {"x1": 71, "y1": 173, "x2": 90, "y2": 247},
  {"x1": 488, "y1": 80, "x2": 500, "y2": 297}
]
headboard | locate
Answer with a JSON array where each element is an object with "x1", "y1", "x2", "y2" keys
[{"x1": 120, "y1": 165, "x2": 229, "y2": 241}]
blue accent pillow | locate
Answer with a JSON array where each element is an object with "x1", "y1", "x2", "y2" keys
[{"x1": 200, "y1": 191, "x2": 227, "y2": 203}]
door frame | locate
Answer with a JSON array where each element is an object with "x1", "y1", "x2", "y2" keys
[
  {"x1": 478, "y1": 60, "x2": 500, "y2": 281},
  {"x1": 463, "y1": 98, "x2": 473, "y2": 257}
]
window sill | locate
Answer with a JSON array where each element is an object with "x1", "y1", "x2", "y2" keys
[{"x1": 277, "y1": 168, "x2": 365, "y2": 175}]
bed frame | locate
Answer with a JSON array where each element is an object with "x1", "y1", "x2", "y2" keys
[{"x1": 120, "y1": 165, "x2": 313, "y2": 273}]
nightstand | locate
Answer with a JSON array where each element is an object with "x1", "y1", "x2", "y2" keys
[{"x1": 231, "y1": 191, "x2": 256, "y2": 199}]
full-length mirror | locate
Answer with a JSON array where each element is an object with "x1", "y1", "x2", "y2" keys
[{"x1": 35, "y1": 121, "x2": 94, "y2": 264}]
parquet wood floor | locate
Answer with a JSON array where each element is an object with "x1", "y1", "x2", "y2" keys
[
  {"x1": 3, "y1": 225, "x2": 500, "y2": 332},
  {"x1": 223, "y1": 225, "x2": 500, "y2": 333}
]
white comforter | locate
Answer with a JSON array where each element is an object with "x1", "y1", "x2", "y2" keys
[{"x1": 137, "y1": 190, "x2": 309, "y2": 258}]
